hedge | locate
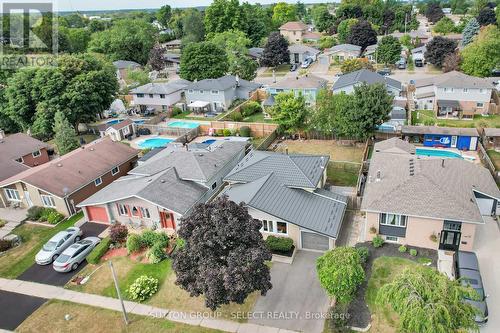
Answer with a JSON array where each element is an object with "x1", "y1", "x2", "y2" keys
[
  {"x1": 266, "y1": 235, "x2": 294, "y2": 252},
  {"x1": 87, "y1": 237, "x2": 111, "y2": 264}
]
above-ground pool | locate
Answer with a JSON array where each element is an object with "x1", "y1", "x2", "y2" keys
[
  {"x1": 416, "y1": 148, "x2": 463, "y2": 159},
  {"x1": 167, "y1": 121, "x2": 199, "y2": 129},
  {"x1": 138, "y1": 138, "x2": 174, "y2": 149}
]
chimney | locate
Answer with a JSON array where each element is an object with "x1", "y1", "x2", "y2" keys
[
  {"x1": 375, "y1": 170, "x2": 381, "y2": 182},
  {"x1": 0, "y1": 129, "x2": 4, "y2": 140},
  {"x1": 441, "y1": 159, "x2": 445, "y2": 168},
  {"x1": 235, "y1": 74, "x2": 240, "y2": 87}
]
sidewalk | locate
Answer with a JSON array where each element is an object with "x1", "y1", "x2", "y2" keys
[{"x1": 0, "y1": 278, "x2": 297, "y2": 333}]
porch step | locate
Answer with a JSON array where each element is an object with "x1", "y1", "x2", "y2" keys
[{"x1": 437, "y1": 250, "x2": 455, "y2": 280}]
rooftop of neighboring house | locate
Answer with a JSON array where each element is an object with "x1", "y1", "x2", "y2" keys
[
  {"x1": 185, "y1": 75, "x2": 261, "y2": 92},
  {"x1": 414, "y1": 71, "x2": 494, "y2": 90},
  {"x1": 0, "y1": 138, "x2": 139, "y2": 198},
  {"x1": 112, "y1": 60, "x2": 141, "y2": 70},
  {"x1": 248, "y1": 47, "x2": 264, "y2": 59},
  {"x1": 279, "y1": 21, "x2": 307, "y2": 31},
  {"x1": 411, "y1": 45, "x2": 426, "y2": 54},
  {"x1": 332, "y1": 69, "x2": 402, "y2": 91},
  {"x1": 328, "y1": 43, "x2": 362, "y2": 53},
  {"x1": 130, "y1": 79, "x2": 191, "y2": 95},
  {"x1": 0, "y1": 133, "x2": 51, "y2": 182},
  {"x1": 390, "y1": 31, "x2": 430, "y2": 39},
  {"x1": 361, "y1": 138, "x2": 500, "y2": 224},
  {"x1": 225, "y1": 150, "x2": 329, "y2": 189},
  {"x1": 106, "y1": 119, "x2": 134, "y2": 132},
  {"x1": 483, "y1": 128, "x2": 500, "y2": 137},
  {"x1": 163, "y1": 39, "x2": 181, "y2": 46},
  {"x1": 288, "y1": 44, "x2": 320, "y2": 55},
  {"x1": 402, "y1": 125, "x2": 479, "y2": 137},
  {"x1": 365, "y1": 44, "x2": 377, "y2": 54},
  {"x1": 223, "y1": 150, "x2": 347, "y2": 239},
  {"x1": 268, "y1": 74, "x2": 327, "y2": 90},
  {"x1": 302, "y1": 31, "x2": 322, "y2": 40},
  {"x1": 374, "y1": 137, "x2": 416, "y2": 155},
  {"x1": 77, "y1": 141, "x2": 247, "y2": 215}
]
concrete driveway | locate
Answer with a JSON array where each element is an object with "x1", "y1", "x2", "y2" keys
[
  {"x1": 475, "y1": 217, "x2": 500, "y2": 332},
  {"x1": 17, "y1": 222, "x2": 108, "y2": 286},
  {"x1": 250, "y1": 251, "x2": 329, "y2": 333},
  {"x1": 0, "y1": 290, "x2": 46, "y2": 330}
]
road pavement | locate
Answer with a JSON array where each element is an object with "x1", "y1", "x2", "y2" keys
[{"x1": 0, "y1": 290, "x2": 46, "y2": 330}]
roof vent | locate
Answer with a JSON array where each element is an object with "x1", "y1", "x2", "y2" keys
[
  {"x1": 198, "y1": 153, "x2": 204, "y2": 156},
  {"x1": 160, "y1": 179, "x2": 166, "y2": 183},
  {"x1": 90, "y1": 147, "x2": 95, "y2": 151}
]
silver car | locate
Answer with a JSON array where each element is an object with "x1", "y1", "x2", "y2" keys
[
  {"x1": 53, "y1": 237, "x2": 101, "y2": 272},
  {"x1": 35, "y1": 227, "x2": 82, "y2": 265}
]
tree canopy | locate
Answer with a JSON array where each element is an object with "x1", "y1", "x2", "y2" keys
[
  {"x1": 156, "y1": 4, "x2": 172, "y2": 28},
  {"x1": 477, "y1": 7, "x2": 497, "y2": 26},
  {"x1": 433, "y1": 17, "x2": 458, "y2": 34},
  {"x1": 424, "y1": 36, "x2": 457, "y2": 68},
  {"x1": 347, "y1": 20, "x2": 377, "y2": 51},
  {"x1": 53, "y1": 110, "x2": 79, "y2": 155},
  {"x1": 311, "y1": 89, "x2": 351, "y2": 136},
  {"x1": 260, "y1": 32, "x2": 290, "y2": 67},
  {"x1": 340, "y1": 58, "x2": 374, "y2": 73},
  {"x1": 337, "y1": 18, "x2": 358, "y2": 44},
  {"x1": 377, "y1": 36, "x2": 402, "y2": 65},
  {"x1": 179, "y1": 41, "x2": 229, "y2": 81},
  {"x1": 425, "y1": 2, "x2": 444, "y2": 24},
  {"x1": 270, "y1": 91, "x2": 308, "y2": 135},
  {"x1": 462, "y1": 17, "x2": 480, "y2": 46},
  {"x1": 272, "y1": 2, "x2": 298, "y2": 27},
  {"x1": 173, "y1": 196, "x2": 272, "y2": 310},
  {"x1": 204, "y1": 0, "x2": 242, "y2": 35},
  {"x1": 461, "y1": 25, "x2": 500, "y2": 77},
  {"x1": 311, "y1": 4, "x2": 335, "y2": 32}
]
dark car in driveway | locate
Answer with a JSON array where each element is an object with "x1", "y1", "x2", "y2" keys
[{"x1": 455, "y1": 251, "x2": 489, "y2": 324}]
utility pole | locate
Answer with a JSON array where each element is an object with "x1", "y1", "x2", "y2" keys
[{"x1": 110, "y1": 261, "x2": 129, "y2": 325}]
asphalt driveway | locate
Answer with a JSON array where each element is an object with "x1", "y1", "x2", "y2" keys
[
  {"x1": 17, "y1": 222, "x2": 108, "y2": 286},
  {"x1": 476, "y1": 217, "x2": 500, "y2": 333},
  {"x1": 249, "y1": 251, "x2": 329, "y2": 333},
  {"x1": 0, "y1": 290, "x2": 46, "y2": 330}
]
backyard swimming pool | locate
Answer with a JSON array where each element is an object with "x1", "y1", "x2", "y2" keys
[
  {"x1": 416, "y1": 148, "x2": 463, "y2": 159},
  {"x1": 167, "y1": 121, "x2": 199, "y2": 129},
  {"x1": 138, "y1": 138, "x2": 174, "y2": 149},
  {"x1": 106, "y1": 119, "x2": 145, "y2": 125}
]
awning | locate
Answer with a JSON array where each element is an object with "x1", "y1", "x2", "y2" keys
[
  {"x1": 437, "y1": 100, "x2": 460, "y2": 109},
  {"x1": 188, "y1": 101, "x2": 210, "y2": 108}
]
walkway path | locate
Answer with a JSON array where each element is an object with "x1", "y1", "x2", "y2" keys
[{"x1": 0, "y1": 278, "x2": 297, "y2": 333}]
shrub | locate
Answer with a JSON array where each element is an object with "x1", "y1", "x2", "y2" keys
[
  {"x1": 27, "y1": 206, "x2": 44, "y2": 220},
  {"x1": 126, "y1": 234, "x2": 143, "y2": 253},
  {"x1": 176, "y1": 237, "x2": 185, "y2": 249},
  {"x1": 127, "y1": 275, "x2": 159, "y2": 302},
  {"x1": 398, "y1": 245, "x2": 407, "y2": 253},
  {"x1": 369, "y1": 226, "x2": 377, "y2": 234},
  {"x1": 0, "y1": 220, "x2": 5, "y2": 228},
  {"x1": 39, "y1": 208, "x2": 57, "y2": 222},
  {"x1": 356, "y1": 246, "x2": 369, "y2": 264},
  {"x1": 141, "y1": 230, "x2": 158, "y2": 248},
  {"x1": 171, "y1": 106, "x2": 183, "y2": 117},
  {"x1": 47, "y1": 211, "x2": 64, "y2": 225},
  {"x1": 230, "y1": 110, "x2": 243, "y2": 122},
  {"x1": 265, "y1": 235, "x2": 294, "y2": 252},
  {"x1": 147, "y1": 242, "x2": 167, "y2": 263},
  {"x1": 372, "y1": 235, "x2": 384, "y2": 248},
  {"x1": 154, "y1": 232, "x2": 169, "y2": 247},
  {"x1": 0, "y1": 239, "x2": 12, "y2": 252},
  {"x1": 216, "y1": 129, "x2": 224, "y2": 137},
  {"x1": 223, "y1": 128, "x2": 232, "y2": 137},
  {"x1": 429, "y1": 233, "x2": 438, "y2": 242},
  {"x1": 241, "y1": 101, "x2": 261, "y2": 117},
  {"x1": 87, "y1": 237, "x2": 111, "y2": 264},
  {"x1": 409, "y1": 249, "x2": 418, "y2": 256},
  {"x1": 239, "y1": 126, "x2": 251, "y2": 137},
  {"x1": 109, "y1": 223, "x2": 128, "y2": 244}
]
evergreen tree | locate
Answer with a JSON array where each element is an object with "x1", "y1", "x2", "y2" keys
[
  {"x1": 53, "y1": 110, "x2": 79, "y2": 155},
  {"x1": 462, "y1": 18, "x2": 480, "y2": 46}
]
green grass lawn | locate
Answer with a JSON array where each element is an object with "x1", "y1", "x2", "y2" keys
[
  {"x1": 411, "y1": 110, "x2": 500, "y2": 128},
  {"x1": 327, "y1": 162, "x2": 359, "y2": 187},
  {"x1": 487, "y1": 149, "x2": 500, "y2": 170},
  {"x1": 242, "y1": 112, "x2": 276, "y2": 123},
  {"x1": 0, "y1": 212, "x2": 83, "y2": 278},
  {"x1": 260, "y1": 64, "x2": 290, "y2": 77},
  {"x1": 172, "y1": 111, "x2": 209, "y2": 121}
]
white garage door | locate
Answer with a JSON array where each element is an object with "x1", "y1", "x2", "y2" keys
[
  {"x1": 301, "y1": 231, "x2": 329, "y2": 251},
  {"x1": 318, "y1": 56, "x2": 329, "y2": 65},
  {"x1": 476, "y1": 198, "x2": 495, "y2": 216}
]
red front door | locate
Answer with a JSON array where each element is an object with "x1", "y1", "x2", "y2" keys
[{"x1": 160, "y1": 211, "x2": 176, "y2": 229}]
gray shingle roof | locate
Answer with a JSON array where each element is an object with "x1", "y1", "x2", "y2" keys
[
  {"x1": 269, "y1": 74, "x2": 327, "y2": 90},
  {"x1": 225, "y1": 150, "x2": 329, "y2": 189},
  {"x1": 329, "y1": 44, "x2": 361, "y2": 53},
  {"x1": 288, "y1": 44, "x2": 320, "y2": 55},
  {"x1": 374, "y1": 137, "x2": 416, "y2": 155},
  {"x1": 185, "y1": 75, "x2": 261, "y2": 92},
  {"x1": 112, "y1": 60, "x2": 141, "y2": 69},
  {"x1": 332, "y1": 69, "x2": 402, "y2": 91},
  {"x1": 402, "y1": 125, "x2": 479, "y2": 137},
  {"x1": 130, "y1": 79, "x2": 191, "y2": 95},
  {"x1": 361, "y1": 139, "x2": 500, "y2": 223},
  {"x1": 224, "y1": 174, "x2": 347, "y2": 238},
  {"x1": 414, "y1": 71, "x2": 493, "y2": 89},
  {"x1": 248, "y1": 47, "x2": 264, "y2": 59}
]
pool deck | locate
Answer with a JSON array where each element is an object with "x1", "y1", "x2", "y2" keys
[{"x1": 128, "y1": 135, "x2": 177, "y2": 149}]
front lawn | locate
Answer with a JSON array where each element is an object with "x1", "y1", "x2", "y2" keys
[
  {"x1": 260, "y1": 64, "x2": 291, "y2": 77},
  {"x1": 16, "y1": 300, "x2": 221, "y2": 333},
  {"x1": 411, "y1": 110, "x2": 500, "y2": 128},
  {"x1": 0, "y1": 212, "x2": 83, "y2": 279}
]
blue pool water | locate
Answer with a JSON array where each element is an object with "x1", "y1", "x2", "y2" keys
[
  {"x1": 202, "y1": 139, "x2": 217, "y2": 144},
  {"x1": 167, "y1": 121, "x2": 199, "y2": 129},
  {"x1": 106, "y1": 119, "x2": 121, "y2": 125},
  {"x1": 416, "y1": 148, "x2": 463, "y2": 159},
  {"x1": 138, "y1": 138, "x2": 174, "y2": 149},
  {"x1": 133, "y1": 120, "x2": 145, "y2": 124}
]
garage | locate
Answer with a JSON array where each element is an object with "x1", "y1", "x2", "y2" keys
[
  {"x1": 301, "y1": 231, "x2": 330, "y2": 251},
  {"x1": 86, "y1": 206, "x2": 109, "y2": 223},
  {"x1": 318, "y1": 55, "x2": 329, "y2": 65},
  {"x1": 474, "y1": 192, "x2": 497, "y2": 216}
]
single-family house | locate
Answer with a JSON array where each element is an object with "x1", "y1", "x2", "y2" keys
[
  {"x1": 266, "y1": 74, "x2": 327, "y2": 106},
  {"x1": 361, "y1": 138, "x2": 500, "y2": 251},
  {"x1": 319, "y1": 44, "x2": 362, "y2": 65},
  {"x1": 0, "y1": 131, "x2": 51, "y2": 182},
  {"x1": 163, "y1": 53, "x2": 181, "y2": 72},
  {"x1": 402, "y1": 126, "x2": 479, "y2": 151},
  {"x1": 130, "y1": 79, "x2": 191, "y2": 113},
  {"x1": 77, "y1": 141, "x2": 247, "y2": 231},
  {"x1": 96, "y1": 119, "x2": 137, "y2": 142},
  {"x1": 0, "y1": 138, "x2": 139, "y2": 215},
  {"x1": 332, "y1": 69, "x2": 402, "y2": 96},
  {"x1": 482, "y1": 128, "x2": 500, "y2": 150},
  {"x1": 113, "y1": 60, "x2": 142, "y2": 81},
  {"x1": 223, "y1": 150, "x2": 347, "y2": 251},
  {"x1": 413, "y1": 71, "x2": 495, "y2": 118},
  {"x1": 364, "y1": 44, "x2": 377, "y2": 62},
  {"x1": 248, "y1": 47, "x2": 264, "y2": 63},
  {"x1": 279, "y1": 21, "x2": 321, "y2": 44},
  {"x1": 289, "y1": 44, "x2": 321, "y2": 64},
  {"x1": 162, "y1": 39, "x2": 181, "y2": 50},
  {"x1": 388, "y1": 31, "x2": 431, "y2": 45},
  {"x1": 184, "y1": 75, "x2": 261, "y2": 113}
]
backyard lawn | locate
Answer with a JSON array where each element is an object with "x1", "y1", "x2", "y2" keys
[
  {"x1": 0, "y1": 212, "x2": 83, "y2": 279},
  {"x1": 16, "y1": 300, "x2": 221, "y2": 333},
  {"x1": 68, "y1": 255, "x2": 258, "y2": 322},
  {"x1": 411, "y1": 110, "x2": 500, "y2": 128},
  {"x1": 241, "y1": 112, "x2": 276, "y2": 123},
  {"x1": 487, "y1": 149, "x2": 500, "y2": 170}
]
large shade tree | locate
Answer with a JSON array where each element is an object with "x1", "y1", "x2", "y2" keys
[
  {"x1": 311, "y1": 89, "x2": 351, "y2": 136},
  {"x1": 477, "y1": 7, "x2": 497, "y2": 26},
  {"x1": 270, "y1": 91, "x2": 309, "y2": 136},
  {"x1": 425, "y1": 2, "x2": 444, "y2": 23},
  {"x1": 173, "y1": 196, "x2": 272, "y2": 310},
  {"x1": 346, "y1": 20, "x2": 377, "y2": 51},
  {"x1": 204, "y1": 0, "x2": 243, "y2": 34},
  {"x1": 461, "y1": 25, "x2": 500, "y2": 77},
  {"x1": 179, "y1": 41, "x2": 229, "y2": 81},
  {"x1": 376, "y1": 36, "x2": 402, "y2": 65},
  {"x1": 260, "y1": 32, "x2": 290, "y2": 67},
  {"x1": 424, "y1": 36, "x2": 457, "y2": 68}
]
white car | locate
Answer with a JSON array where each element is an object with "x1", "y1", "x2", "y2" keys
[
  {"x1": 53, "y1": 237, "x2": 101, "y2": 272},
  {"x1": 35, "y1": 227, "x2": 82, "y2": 265},
  {"x1": 301, "y1": 57, "x2": 313, "y2": 68}
]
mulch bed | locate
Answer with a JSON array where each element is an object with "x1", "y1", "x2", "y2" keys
[
  {"x1": 101, "y1": 247, "x2": 127, "y2": 261},
  {"x1": 344, "y1": 242, "x2": 438, "y2": 330}
]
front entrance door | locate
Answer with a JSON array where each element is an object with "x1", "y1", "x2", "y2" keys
[
  {"x1": 439, "y1": 230, "x2": 461, "y2": 251},
  {"x1": 294, "y1": 53, "x2": 299, "y2": 63},
  {"x1": 24, "y1": 191, "x2": 33, "y2": 207},
  {"x1": 159, "y1": 211, "x2": 176, "y2": 229}
]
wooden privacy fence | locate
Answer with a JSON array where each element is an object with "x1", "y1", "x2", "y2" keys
[
  {"x1": 478, "y1": 142, "x2": 500, "y2": 183},
  {"x1": 255, "y1": 129, "x2": 278, "y2": 151}
]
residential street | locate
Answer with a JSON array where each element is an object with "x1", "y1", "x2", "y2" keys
[{"x1": 0, "y1": 290, "x2": 46, "y2": 330}]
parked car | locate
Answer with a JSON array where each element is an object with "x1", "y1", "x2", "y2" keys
[
  {"x1": 377, "y1": 68, "x2": 391, "y2": 76},
  {"x1": 35, "y1": 227, "x2": 82, "y2": 265},
  {"x1": 334, "y1": 72, "x2": 343, "y2": 77},
  {"x1": 53, "y1": 237, "x2": 101, "y2": 272},
  {"x1": 301, "y1": 57, "x2": 313, "y2": 69},
  {"x1": 396, "y1": 58, "x2": 406, "y2": 69},
  {"x1": 455, "y1": 251, "x2": 488, "y2": 324},
  {"x1": 290, "y1": 63, "x2": 297, "y2": 71},
  {"x1": 414, "y1": 59, "x2": 424, "y2": 67}
]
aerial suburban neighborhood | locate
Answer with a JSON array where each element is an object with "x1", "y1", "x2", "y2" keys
[{"x1": 0, "y1": 0, "x2": 499, "y2": 333}]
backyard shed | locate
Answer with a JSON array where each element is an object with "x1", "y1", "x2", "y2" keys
[
  {"x1": 482, "y1": 128, "x2": 500, "y2": 149},
  {"x1": 402, "y1": 126, "x2": 479, "y2": 151}
]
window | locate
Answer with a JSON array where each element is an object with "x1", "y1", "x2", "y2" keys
[
  {"x1": 132, "y1": 206, "x2": 140, "y2": 217},
  {"x1": 41, "y1": 194, "x2": 56, "y2": 208},
  {"x1": 444, "y1": 87, "x2": 449, "y2": 92},
  {"x1": 380, "y1": 213, "x2": 407, "y2": 227},
  {"x1": 122, "y1": 126, "x2": 130, "y2": 136},
  {"x1": 211, "y1": 182, "x2": 217, "y2": 190},
  {"x1": 32, "y1": 150, "x2": 41, "y2": 158},
  {"x1": 159, "y1": 94, "x2": 165, "y2": 99},
  {"x1": 444, "y1": 221, "x2": 461, "y2": 231},
  {"x1": 137, "y1": 93, "x2": 144, "y2": 98},
  {"x1": 94, "y1": 177, "x2": 103, "y2": 186},
  {"x1": 140, "y1": 207, "x2": 151, "y2": 219},
  {"x1": 118, "y1": 204, "x2": 128, "y2": 216},
  {"x1": 199, "y1": 90, "x2": 205, "y2": 94},
  {"x1": 384, "y1": 235, "x2": 399, "y2": 242},
  {"x1": 188, "y1": 89, "x2": 194, "y2": 93},
  {"x1": 149, "y1": 94, "x2": 154, "y2": 98},
  {"x1": 276, "y1": 222, "x2": 287, "y2": 234},
  {"x1": 261, "y1": 220, "x2": 274, "y2": 233},
  {"x1": 211, "y1": 90, "x2": 219, "y2": 95},
  {"x1": 111, "y1": 166, "x2": 119, "y2": 176},
  {"x1": 15, "y1": 157, "x2": 23, "y2": 163},
  {"x1": 477, "y1": 102, "x2": 484, "y2": 108},
  {"x1": 463, "y1": 88, "x2": 468, "y2": 93},
  {"x1": 4, "y1": 188, "x2": 20, "y2": 201}
]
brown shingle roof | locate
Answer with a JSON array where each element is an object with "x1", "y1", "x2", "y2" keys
[
  {"x1": 109, "y1": 119, "x2": 133, "y2": 131},
  {"x1": 280, "y1": 21, "x2": 307, "y2": 31},
  {"x1": 0, "y1": 138, "x2": 139, "y2": 197}
]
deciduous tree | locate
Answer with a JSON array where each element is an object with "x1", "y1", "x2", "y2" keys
[
  {"x1": 204, "y1": 0, "x2": 242, "y2": 34},
  {"x1": 477, "y1": 7, "x2": 497, "y2": 26},
  {"x1": 424, "y1": 36, "x2": 457, "y2": 68},
  {"x1": 311, "y1": 4, "x2": 335, "y2": 32},
  {"x1": 182, "y1": 9, "x2": 205, "y2": 44},
  {"x1": 156, "y1": 4, "x2": 172, "y2": 28},
  {"x1": 461, "y1": 25, "x2": 500, "y2": 77},
  {"x1": 340, "y1": 58, "x2": 374, "y2": 73},
  {"x1": 442, "y1": 52, "x2": 461, "y2": 72},
  {"x1": 173, "y1": 196, "x2": 272, "y2": 311},
  {"x1": 337, "y1": 18, "x2": 358, "y2": 44},
  {"x1": 270, "y1": 91, "x2": 308, "y2": 135},
  {"x1": 260, "y1": 32, "x2": 290, "y2": 67},
  {"x1": 346, "y1": 20, "x2": 377, "y2": 51},
  {"x1": 180, "y1": 41, "x2": 229, "y2": 81},
  {"x1": 310, "y1": 89, "x2": 350, "y2": 135},
  {"x1": 433, "y1": 17, "x2": 457, "y2": 34},
  {"x1": 377, "y1": 36, "x2": 402, "y2": 65},
  {"x1": 272, "y1": 2, "x2": 298, "y2": 27},
  {"x1": 425, "y1": 2, "x2": 444, "y2": 24}
]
